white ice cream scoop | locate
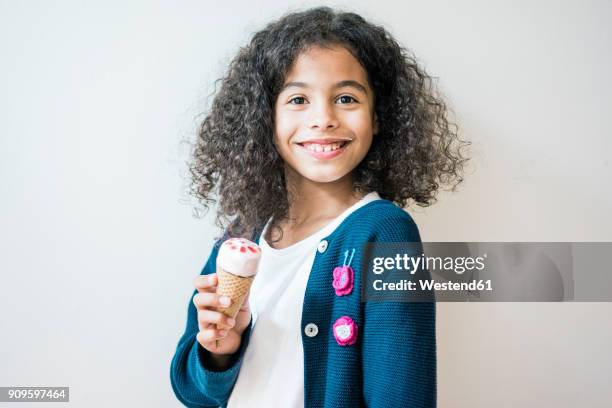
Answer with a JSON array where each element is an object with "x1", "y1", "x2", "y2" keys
[{"x1": 217, "y1": 238, "x2": 261, "y2": 277}]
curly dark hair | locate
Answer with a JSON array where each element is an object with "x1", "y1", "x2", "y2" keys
[{"x1": 188, "y1": 6, "x2": 469, "y2": 240}]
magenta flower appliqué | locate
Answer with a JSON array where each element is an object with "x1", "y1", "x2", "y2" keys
[
  {"x1": 333, "y1": 316, "x2": 358, "y2": 346},
  {"x1": 332, "y1": 265, "x2": 354, "y2": 296},
  {"x1": 332, "y1": 248, "x2": 356, "y2": 296}
]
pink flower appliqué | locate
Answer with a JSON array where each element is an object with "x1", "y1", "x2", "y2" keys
[
  {"x1": 332, "y1": 265, "x2": 354, "y2": 296},
  {"x1": 333, "y1": 316, "x2": 358, "y2": 346}
]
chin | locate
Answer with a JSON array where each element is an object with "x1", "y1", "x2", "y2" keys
[{"x1": 299, "y1": 168, "x2": 350, "y2": 184}]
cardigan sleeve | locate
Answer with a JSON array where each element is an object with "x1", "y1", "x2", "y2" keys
[
  {"x1": 170, "y1": 239, "x2": 253, "y2": 408},
  {"x1": 362, "y1": 211, "x2": 437, "y2": 408}
]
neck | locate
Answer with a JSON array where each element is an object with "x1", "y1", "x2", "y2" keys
[{"x1": 283, "y1": 166, "x2": 364, "y2": 227}]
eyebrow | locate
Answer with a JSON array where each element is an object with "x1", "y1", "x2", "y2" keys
[{"x1": 279, "y1": 80, "x2": 368, "y2": 95}]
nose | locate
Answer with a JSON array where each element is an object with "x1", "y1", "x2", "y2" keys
[{"x1": 309, "y1": 102, "x2": 339, "y2": 131}]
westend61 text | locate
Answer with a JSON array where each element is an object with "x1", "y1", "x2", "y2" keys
[{"x1": 372, "y1": 279, "x2": 493, "y2": 292}]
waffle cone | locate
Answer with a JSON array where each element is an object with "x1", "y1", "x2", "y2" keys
[{"x1": 216, "y1": 267, "x2": 254, "y2": 319}]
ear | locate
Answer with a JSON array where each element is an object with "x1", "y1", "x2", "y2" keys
[{"x1": 372, "y1": 113, "x2": 379, "y2": 136}]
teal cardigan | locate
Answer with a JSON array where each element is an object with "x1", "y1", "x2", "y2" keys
[{"x1": 170, "y1": 199, "x2": 436, "y2": 407}]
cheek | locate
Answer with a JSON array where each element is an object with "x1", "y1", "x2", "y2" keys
[
  {"x1": 273, "y1": 119, "x2": 296, "y2": 162},
  {"x1": 274, "y1": 110, "x2": 295, "y2": 144},
  {"x1": 347, "y1": 110, "x2": 375, "y2": 134}
]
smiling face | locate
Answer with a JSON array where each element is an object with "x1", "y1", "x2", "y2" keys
[{"x1": 274, "y1": 45, "x2": 378, "y2": 185}]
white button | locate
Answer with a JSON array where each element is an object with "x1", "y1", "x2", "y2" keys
[
  {"x1": 317, "y1": 240, "x2": 328, "y2": 253},
  {"x1": 304, "y1": 323, "x2": 319, "y2": 337}
]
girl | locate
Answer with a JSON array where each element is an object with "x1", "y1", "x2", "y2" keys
[{"x1": 171, "y1": 6, "x2": 467, "y2": 408}]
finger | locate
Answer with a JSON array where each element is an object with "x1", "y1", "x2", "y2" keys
[
  {"x1": 198, "y1": 309, "x2": 236, "y2": 329},
  {"x1": 196, "y1": 328, "x2": 228, "y2": 345},
  {"x1": 194, "y1": 274, "x2": 217, "y2": 292},
  {"x1": 193, "y1": 292, "x2": 232, "y2": 309},
  {"x1": 198, "y1": 320, "x2": 215, "y2": 332}
]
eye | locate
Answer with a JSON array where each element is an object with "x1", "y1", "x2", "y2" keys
[
  {"x1": 288, "y1": 96, "x2": 307, "y2": 105},
  {"x1": 337, "y1": 95, "x2": 357, "y2": 104}
]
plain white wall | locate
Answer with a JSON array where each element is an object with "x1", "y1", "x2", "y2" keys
[{"x1": 1, "y1": 0, "x2": 610, "y2": 407}]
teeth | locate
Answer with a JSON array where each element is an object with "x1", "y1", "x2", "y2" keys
[{"x1": 305, "y1": 142, "x2": 343, "y2": 152}]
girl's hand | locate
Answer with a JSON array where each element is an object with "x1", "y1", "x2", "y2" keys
[{"x1": 192, "y1": 273, "x2": 251, "y2": 356}]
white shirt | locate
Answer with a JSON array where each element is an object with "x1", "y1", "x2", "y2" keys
[{"x1": 227, "y1": 192, "x2": 381, "y2": 408}]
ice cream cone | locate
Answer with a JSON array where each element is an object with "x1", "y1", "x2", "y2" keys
[
  {"x1": 213, "y1": 237, "x2": 261, "y2": 348},
  {"x1": 216, "y1": 267, "x2": 255, "y2": 319}
]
